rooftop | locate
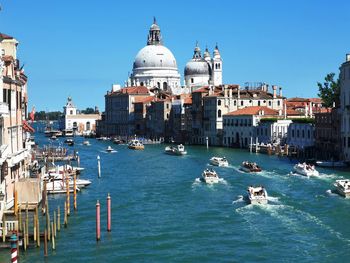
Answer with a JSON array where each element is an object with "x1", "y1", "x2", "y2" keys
[{"x1": 225, "y1": 106, "x2": 279, "y2": 116}]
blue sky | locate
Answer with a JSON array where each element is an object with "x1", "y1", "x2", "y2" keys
[{"x1": 1, "y1": 0, "x2": 349, "y2": 111}]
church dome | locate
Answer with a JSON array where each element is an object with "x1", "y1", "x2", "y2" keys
[
  {"x1": 184, "y1": 59, "x2": 210, "y2": 76},
  {"x1": 133, "y1": 45, "x2": 178, "y2": 69}
]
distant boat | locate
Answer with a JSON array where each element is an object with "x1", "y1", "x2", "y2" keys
[
  {"x1": 316, "y1": 161, "x2": 347, "y2": 168},
  {"x1": 106, "y1": 146, "x2": 113, "y2": 152},
  {"x1": 247, "y1": 186, "x2": 268, "y2": 205},
  {"x1": 113, "y1": 138, "x2": 125, "y2": 144},
  {"x1": 128, "y1": 139, "x2": 144, "y2": 150},
  {"x1": 240, "y1": 161, "x2": 262, "y2": 173},
  {"x1": 333, "y1": 180, "x2": 350, "y2": 198},
  {"x1": 50, "y1": 135, "x2": 57, "y2": 140},
  {"x1": 65, "y1": 138, "x2": 74, "y2": 146},
  {"x1": 293, "y1": 163, "x2": 319, "y2": 177},
  {"x1": 201, "y1": 168, "x2": 219, "y2": 184},
  {"x1": 83, "y1": 140, "x2": 91, "y2": 146},
  {"x1": 164, "y1": 144, "x2": 187, "y2": 155},
  {"x1": 210, "y1": 157, "x2": 228, "y2": 167}
]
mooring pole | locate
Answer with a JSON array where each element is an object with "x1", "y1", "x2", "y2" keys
[
  {"x1": 107, "y1": 194, "x2": 111, "y2": 232},
  {"x1": 96, "y1": 200, "x2": 101, "y2": 241}
]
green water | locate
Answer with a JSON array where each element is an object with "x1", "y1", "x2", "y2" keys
[{"x1": 1, "y1": 133, "x2": 350, "y2": 262}]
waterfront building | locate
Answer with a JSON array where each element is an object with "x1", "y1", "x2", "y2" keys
[
  {"x1": 192, "y1": 83, "x2": 285, "y2": 146},
  {"x1": 146, "y1": 97, "x2": 172, "y2": 139},
  {"x1": 340, "y1": 54, "x2": 350, "y2": 162},
  {"x1": 314, "y1": 108, "x2": 341, "y2": 161},
  {"x1": 286, "y1": 97, "x2": 325, "y2": 118},
  {"x1": 59, "y1": 97, "x2": 101, "y2": 135},
  {"x1": 222, "y1": 106, "x2": 281, "y2": 148},
  {"x1": 256, "y1": 119, "x2": 292, "y2": 145},
  {"x1": 127, "y1": 18, "x2": 182, "y2": 94},
  {"x1": 133, "y1": 96, "x2": 154, "y2": 136},
  {"x1": 101, "y1": 85, "x2": 151, "y2": 137},
  {"x1": 184, "y1": 43, "x2": 222, "y2": 91},
  {"x1": 286, "y1": 121, "x2": 315, "y2": 149},
  {"x1": 0, "y1": 33, "x2": 34, "y2": 217}
]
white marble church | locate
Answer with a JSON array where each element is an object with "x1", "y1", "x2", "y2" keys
[{"x1": 126, "y1": 18, "x2": 222, "y2": 94}]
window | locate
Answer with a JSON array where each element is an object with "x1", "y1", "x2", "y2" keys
[
  {"x1": 258, "y1": 101, "x2": 261, "y2": 106},
  {"x1": 308, "y1": 130, "x2": 310, "y2": 138},
  {"x1": 302, "y1": 130, "x2": 305, "y2": 138},
  {"x1": 191, "y1": 78, "x2": 194, "y2": 83},
  {"x1": 218, "y1": 110, "x2": 222, "y2": 118},
  {"x1": 218, "y1": 100, "x2": 221, "y2": 106},
  {"x1": 297, "y1": 130, "x2": 299, "y2": 138},
  {"x1": 70, "y1": 110, "x2": 73, "y2": 115},
  {"x1": 234, "y1": 100, "x2": 237, "y2": 106},
  {"x1": 241, "y1": 101, "x2": 243, "y2": 106},
  {"x1": 292, "y1": 130, "x2": 295, "y2": 137},
  {"x1": 140, "y1": 82, "x2": 144, "y2": 86},
  {"x1": 278, "y1": 100, "x2": 281, "y2": 106},
  {"x1": 269, "y1": 101, "x2": 271, "y2": 106}
]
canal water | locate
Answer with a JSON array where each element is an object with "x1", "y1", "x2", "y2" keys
[{"x1": 3, "y1": 131, "x2": 350, "y2": 262}]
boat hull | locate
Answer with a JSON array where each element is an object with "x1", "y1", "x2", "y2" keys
[
  {"x1": 240, "y1": 166, "x2": 261, "y2": 173},
  {"x1": 128, "y1": 145, "x2": 144, "y2": 150},
  {"x1": 248, "y1": 197, "x2": 268, "y2": 205},
  {"x1": 209, "y1": 159, "x2": 228, "y2": 167},
  {"x1": 293, "y1": 166, "x2": 319, "y2": 177}
]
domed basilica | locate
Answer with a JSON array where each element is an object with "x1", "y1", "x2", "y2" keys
[{"x1": 127, "y1": 18, "x2": 223, "y2": 94}]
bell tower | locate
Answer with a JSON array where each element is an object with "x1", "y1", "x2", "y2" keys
[
  {"x1": 147, "y1": 17, "x2": 163, "y2": 45},
  {"x1": 212, "y1": 43, "x2": 222, "y2": 86}
]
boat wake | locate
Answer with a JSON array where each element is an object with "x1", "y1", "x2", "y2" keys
[
  {"x1": 232, "y1": 195, "x2": 244, "y2": 204},
  {"x1": 326, "y1": 189, "x2": 338, "y2": 197}
]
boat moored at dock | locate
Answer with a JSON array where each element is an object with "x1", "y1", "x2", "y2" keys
[
  {"x1": 209, "y1": 157, "x2": 228, "y2": 167},
  {"x1": 333, "y1": 180, "x2": 350, "y2": 198},
  {"x1": 293, "y1": 163, "x2": 319, "y2": 177},
  {"x1": 165, "y1": 144, "x2": 187, "y2": 155},
  {"x1": 247, "y1": 186, "x2": 268, "y2": 205},
  {"x1": 316, "y1": 161, "x2": 347, "y2": 168}
]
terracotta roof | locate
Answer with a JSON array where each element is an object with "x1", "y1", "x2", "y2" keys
[
  {"x1": 225, "y1": 106, "x2": 279, "y2": 116},
  {"x1": 120, "y1": 86, "x2": 149, "y2": 94},
  {"x1": 184, "y1": 97, "x2": 192, "y2": 104},
  {"x1": 0, "y1": 33, "x2": 14, "y2": 40},
  {"x1": 286, "y1": 109, "x2": 303, "y2": 116},
  {"x1": 133, "y1": 96, "x2": 154, "y2": 103}
]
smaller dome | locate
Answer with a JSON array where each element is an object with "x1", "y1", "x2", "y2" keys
[
  {"x1": 185, "y1": 60, "x2": 210, "y2": 76},
  {"x1": 150, "y1": 23, "x2": 160, "y2": 30}
]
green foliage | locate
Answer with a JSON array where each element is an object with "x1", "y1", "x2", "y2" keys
[
  {"x1": 289, "y1": 118, "x2": 315, "y2": 124},
  {"x1": 81, "y1": 107, "x2": 95, "y2": 114},
  {"x1": 34, "y1": 111, "x2": 62, "y2": 120},
  {"x1": 317, "y1": 73, "x2": 340, "y2": 108}
]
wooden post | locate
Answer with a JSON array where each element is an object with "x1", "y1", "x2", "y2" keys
[
  {"x1": 57, "y1": 206, "x2": 60, "y2": 232},
  {"x1": 25, "y1": 203, "x2": 29, "y2": 245},
  {"x1": 2, "y1": 213, "x2": 6, "y2": 242},
  {"x1": 23, "y1": 222, "x2": 26, "y2": 251},
  {"x1": 36, "y1": 210, "x2": 40, "y2": 247},
  {"x1": 107, "y1": 194, "x2": 111, "y2": 232},
  {"x1": 42, "y1": 182, "x2": 47, "y2": 214},
  {"x1": 46, "y1": 202, "x2": 50, "y2": 241},
  {"x1": 64, "y1": 202, "x2": 67, "y2": 228},
  {"x1": 33, "y1": 214, "x2": 36, "y2": 242},
  {"x1": 73, "y1": 174, "x2": 77, "y2": 210},
  {"x1": 96, "y1": 200, "x2": 100, "y2": 241},
  {"x1": 66, "y1": 177, "x2": 70, "y2": 216},
  {"x1": 53, "y1": 210, "x2": 57, "y2": 237},
  {"x1": 14, "y1": 189, "x2": 18, "y2": 217},
  {"x1": 97, "y1": 155, "x2": 101, "y2": 178},
  {"x1": 44, "y1": 229, "x2": 48, "y2": 257},
  {"x1": 18, "y1": 205, "x2": 22, "y2": 232},
  {"x1": 51, "y1": 222, "x2": 55, "y2": 250}
]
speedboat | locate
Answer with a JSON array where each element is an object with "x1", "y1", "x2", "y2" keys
[
  {"x1": 113, "y1": 138, "x2": 125, "y2": 144},
  {"x1": 293, "y1": 162, "x2": 319, "y2": 177},
  {"x1": 210, "y1": 157, "x2": 228, "y2": 167},
  {"x1": 65, "y1": 138, "x2": 74, "y2": 146},
  {"x1": 43, "y1": 173, "x2": 91, "y2": 188},
  {"x1": 164, "y1": 144, "x2": 187, "y2": 155},
  {"x1": 201, "y1": 168, "x2": 219, "y2": 184},
  {"x1": 83, "y1": 140, "x2": 91, "y2": 146},
  {"x1": 128, "y1": 139, "x2": 144, "y2": 150},
  {"x1": 247, "y1": 186, "x2": 268, "y2": 205},
  {"x1": 50, "y1": 135, "x2": 57, "y2": 140},
  {"x1": 240, "y1": 161, "x2": 262, "y2": 173},
  {"x1": 45, "y1": 180, "x2": 80, "y2": 194},
  {"x1": 316, "y1": 161, "x2": 347, "y2": 168},
  {"x1": 333, "y1": 180, "x2": 350, "y2": 198},
  {"x1": 106, "y1": 146, "x2": 113, "y2": 152},
  {"x1": 48, "y1": 164, "x2": 84, "y2": 175}
]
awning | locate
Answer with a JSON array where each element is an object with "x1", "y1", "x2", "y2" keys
[{"x1": 23, "y1": 120, "x2": 35, "y2": 133}]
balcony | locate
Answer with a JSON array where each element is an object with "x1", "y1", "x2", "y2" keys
[{"x1": 0, "y1": 102, "x2": 8, "y2": 115}]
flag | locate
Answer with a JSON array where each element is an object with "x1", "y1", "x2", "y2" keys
[{"x1": 29, "y1": 106, "x2": 35, "y2": 122}]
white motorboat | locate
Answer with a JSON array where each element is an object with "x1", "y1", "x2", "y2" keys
[
  {"x1": 209, "y1": 157, "x2": 228, "y2": 167},
  {"x1": 316, "y1": 161, "x2": 347, "y2": 168},
  {"x1": 43, "y1": 173, "x2": 91, "y2": 188},
  {"x1": 106, "y1": 146, "x2": 113, "y2": 152},
  {"x1": 50, "y1": 135, "x2": 57, "y2": 140},
  {"x1": 333, "y1": 180, "x2": 350, "y2": 198},
  {"x1": 165, "y1": 144, "x2": 187, "y2": 155},
  {"x1": 83, "y1": 140, "x2": 91, "y2": 146},
  {"x1": 48, "y1": 164, "x2": 84, "y2": 175},
  {"x1": 240, "y1": 161, "x2": 262, "y2": 173},
  {"x1": 45, "y1": 180, "x2": 80, "y2": 194},
  {"x1": 293, "y1": 162, "x2": 319, "y2": 177},
  {"x1": 128, "y1": 139, "x2": 144, "y2": 150},
  {"x1": 202, "y1": 168, "x2": 219, "y2": 184},
  {"x1": 247, "y1": 186, "x2": 268, "y2": 205}
]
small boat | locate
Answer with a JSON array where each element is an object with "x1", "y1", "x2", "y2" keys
[
  {"x1": 128, "y1": 139, "x2": 144, "y2": 150},
  {"x1": 293, "y1": 162, "x2": 319, "y2": 177},
  {"x1": 247, "y1": 186, "x2": 268, "y2": 205},
  {"x1": 202, "y1": 168, "x2": 219, "y2": 184},
  {"x1": 240, "y1": 161, "x2": 262, "y2": 173},
  {"x1": 113, "y1": 138, "x2": 125, "y2": 144},
  {"x1": 83, "y1": 140, "x2": 91, "y2": 146},
  {"x1": 164, "y1": 144, "x2": 187, "y2": 155},
  {"x1": 106, "y1": 146, "x2": 114, "y2": 152},
  {"x1": 316, "y1": 161, "x2": 347, "y2": 168},
  {"x1": 45, "y1": 180, "x2": 80, "y2": 194},
  {"x1": 210, "y1": 157, "x2": 228, "y2": 167},
  {"x1": 48, "y1": 164, "x2": 84, "y2": 175},
  {"x1": 44, "y1": 173, "x2": 92, "y2": 188},
  {"x1": 65, "y1": 139, "x2": 74, "y2": 146},
  {"x1": 50, "y1": 135, "x2": 57, "y2": 140},
  {"x1": 333, "y1": 180, "x2": 350, "y2": 198}
]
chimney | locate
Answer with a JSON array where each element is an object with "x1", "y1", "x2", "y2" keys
[
  {"x1": 229, "y1": 86, "x2": 232, "y2": 98},
  {"x1": 237, "y1": 85, "x2": 241, "y2": 99},
  {"x1": 272, "y1": 85, "x2": 277, "y2": 99},
  {"x1": 279, "y1": 87, "x2": 282, "y2": 97},
  {"x1": 224, "y1": 85, "x2": 228, "y2": 98},
  {"x1": 346, "y1": 54, "x2": 350, "y2": 62},
  {"x1": 309, "y1": 101, "x2": 313, "y2": 117}
]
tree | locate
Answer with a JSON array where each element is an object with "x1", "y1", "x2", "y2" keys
[
  {"x1": 81, "y1": 107, "x2": 95, "y2": 114},
  {"x1": 317, "y1": 73, "x2": 340, "y2": 108}
]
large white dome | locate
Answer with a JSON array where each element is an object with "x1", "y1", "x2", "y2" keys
[{"x1": 133, "y1": 45, "x2": 178, "y2": 69}]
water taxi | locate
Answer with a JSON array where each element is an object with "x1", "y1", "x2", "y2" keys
[
  {"x1": 209, "y1": 157, "x2": 228, "y2": 167},
  {"x1": 202, "y1": 168, "x2": 219, "y2": 184},
  {"x1": 240, "y1": 161, "x2": 262, "y2": 173},
  {"x1": 293, "y1": 163, "x2": 319, "y2": 177},
  {"x1": 83, "y1": 140, "x2": 91, "y2": 146},
  {"x1": 247, "y1": 186, "x2": 268, "y2": 205},
  {"x1": 333, "y1": 180, "x2": 350, "y2": 198},
  {"x1": 106, "y1": 146, "x2": 113, "y2": 152},
  {"x1": 164, "y1": 144, "x2": 187, "y2": 155},
  {"x1": 65, "y1": 138, "x2": 74, "y2": 146},
  {"x1": 128, "y1": 139, "x2": 144, "y2": 150}
]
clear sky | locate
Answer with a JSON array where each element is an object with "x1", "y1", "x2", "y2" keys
[{"x1": 1, "y1": 0, "x2": 349, "y2": 112}]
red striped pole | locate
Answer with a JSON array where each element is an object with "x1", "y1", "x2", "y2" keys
[
  {"x1": 96, "y1": 200, "x2": 100, "y2": 241},
  {"x1": 107, "y1": 194, "x2": 111, "y2": 232},
  {"x1": 10, "y1": 234, "x2": 18, "y2": 263}
]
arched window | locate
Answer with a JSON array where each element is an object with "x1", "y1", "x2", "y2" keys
[
  {"x1": 218, "y1": 110, "x2": 222, "y2": 118},
  {"x1": 157, "y1": 82, "x2": 160, "y2": 89},
  {"x1": 86, "y1": 121, "x2": 91, "y2": 130},
  {"x1": 218, "y1": 100, "x2": 221, "y2": 106},
  {"x1": 234, "y1": 100, "x2": 237, "y2": 106},
  {"x1": 191, "y1": 78, "x2": 194, "y2": 84},
  {"x1": 258, "y1": 101, "x2": 261, "y2": 106},
  {"x1": 73, "y1": 122, "x2": 77, "y2": 130},
  {"x1": 140, "y1": 82, "x2": 144, "y2": 86},
  {"x1": 163, "y1": 82, "x2": 167, "y2": 90}
]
